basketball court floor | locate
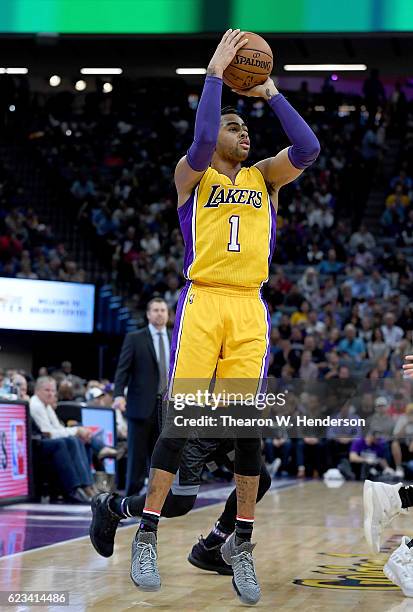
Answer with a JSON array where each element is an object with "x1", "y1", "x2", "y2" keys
[{"x1": 0, "y1": 480, "x2": 411, "y2": 611}]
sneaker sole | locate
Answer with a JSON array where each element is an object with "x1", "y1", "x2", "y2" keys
[
  {"x1": 89, "y1": 524, "x2": 112, "y2": 558},
  {"x1": 384, "y1": 559, "x2": 413, "y2": 597},
  {"x1": 363, "y1": 480, "x2": 380, "y2": 554},
  {"x1": 89, "y1": 496, "x2": 117, "y2": 558},
  {"x1": 232, "y1": 577, "x2": 260, "y2": 606},
  {"x1": 187, "y1": 553, "x2": 233, "y2": 576},
  {"x1": 130, "y1": 574, "x2": 161, "y2": 591}
]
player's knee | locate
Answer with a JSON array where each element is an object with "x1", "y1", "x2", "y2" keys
[{"x1": 151, "y1": 436, "x2": 187, "y2": 474}]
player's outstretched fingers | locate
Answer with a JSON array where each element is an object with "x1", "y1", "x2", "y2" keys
[
  {"x1": 221, "y1": 29, "x2": 233, "y2": 43},
  {"x1": 228, "y1": 28, "x2": 241, "y2": 44}
]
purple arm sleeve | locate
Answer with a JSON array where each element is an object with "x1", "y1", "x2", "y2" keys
[
  {"x1": 186, "y1": 75, "x2": 223, "y2": 172},
  {"x1": 267, "y1": 94, "x2": 320, "y2": 169}
]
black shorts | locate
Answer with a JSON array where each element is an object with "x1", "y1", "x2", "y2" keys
[{"x1": 172, "y1": 438, "x2": 235, "y2": 496}]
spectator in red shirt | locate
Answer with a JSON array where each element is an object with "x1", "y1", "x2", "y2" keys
[{"x1": 387, "y1": 392, "x2": 406, "y2": 419}]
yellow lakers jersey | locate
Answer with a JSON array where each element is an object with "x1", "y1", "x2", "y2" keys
[{"x1": 178, "y1": 166, "x2": 277, "y2": 288}]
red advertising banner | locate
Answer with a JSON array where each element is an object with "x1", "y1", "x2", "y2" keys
[{"x1": 0, "y1": 404, "x2": 29, "y2": 501}]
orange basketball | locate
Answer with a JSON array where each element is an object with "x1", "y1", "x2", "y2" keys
[{"x1": 223, "y1": 32, "x2": 273, "y2": 90}]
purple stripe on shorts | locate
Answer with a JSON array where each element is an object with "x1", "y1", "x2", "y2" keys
[
  {"x1": 178, "y1": 192, "x2": 195, "y2": 278},
  {"x1": 268, "y1": 205, "x2": 277, "y2": 265},
  {"x1": 168, "y1": 281, "x2": 191, "y2": 384},
  {"x1": 261, "y1": 297, "x2": 272, "y2": 380}
]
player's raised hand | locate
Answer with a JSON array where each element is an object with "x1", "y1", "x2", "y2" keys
[
  {"x1": 403, "y1": 354, "x2": 413, "y2": 378},
  {"x1": 207, "y1": 29, "x2": 249, "y2": 78},
  {"x1": 231, "y1": 76, "x2": 279, "y2": 100}
]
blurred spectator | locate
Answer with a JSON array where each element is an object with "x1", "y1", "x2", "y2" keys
[
  {"x1": 348, "y1": 268, "x2": 372, "y2": 300},
  {"x1": 367, "y1": 328, "x2": 390, "y2": 362},
  {"x1": 319, "y1": 249, "x2": 343, "y2": 275},
  {"x1": 299, "y1": 350, "x2": 319, "y2": 380},
  {"x1": 386, "y1": 183, "x2": 410, "y2": 209},
  {"x1": 387, "y1": 392, "x2": 406, "y2": 419},
  {"x1": 290, "y1": 300, "x2": 310, "y2": 326},
  {"x1": 29, "y1": 376, "x2": 95, "y2": 503},
  {"x1": 359, "y1": 317, "x2": 373, "y2": 344},
  {"x1": 326, "y1": 402, "x2": 362, "y2": 471},
  {"x1": 349, "y1": 224, "x2": 376, "y2": 252},
  {"x1": 322, "y1": 350, "x2": 340, "y2": 379},
  {"x1": 57, "y1": 380, "x2": 75, "y2": 401},
  {"x1": 400, "y1": 210, "x2": 413, "y2": 246},
  {"x1": 381, "y1": 313, "x2": 404, "y2": 349},
  {"x1": 367, "y1": 270, "x2": 391, "y2": 299},
  {"x1": 298, "y1": 268, "x2": 320, "y2": 306},
  {"x1": 354, "y1": 244, "x2": 374, "y2": 272},
  {"x1": 11, "y1": 373, "x2": 30, "y2": 401},
  {"x1": 320, "y1": 276, "x2": 339, "y2": 305},
  {"x1": 337, "y1": 324, "x2": 366, "y2": 361},
  {"x1": 85, "y1": 386, "x2": 107, "y2": 406},
  {"x1": 349, "y1": 432, "x2": 389, "y2": 480}
]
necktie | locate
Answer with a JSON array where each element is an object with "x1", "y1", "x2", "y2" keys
[{"x1": 157, "y1": 332, "x2": 168, "y2": 393}]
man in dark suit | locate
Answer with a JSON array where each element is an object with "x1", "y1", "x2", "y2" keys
[{"x1": 113, "y1": 297, "x2": 170, "y2": 495}]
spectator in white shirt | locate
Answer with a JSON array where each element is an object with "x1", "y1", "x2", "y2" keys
[
  {"x1": 349, "y1": 224, "x2": 376, "y2": 252},
  {"x1": 30, "y1": 376, "x2": 95, "y2": 503},
  {"x1": 381, "y1": 312, "x2": 404, "y2": 350}
]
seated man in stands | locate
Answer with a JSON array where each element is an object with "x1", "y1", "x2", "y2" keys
[
  {"x1": 349, "y1": 431, "x2": 390, "y2": 480},
  {"x1": 30, "y1": 376, "x2": 97, "y2": 502},
  {"x1": 11, "y1": 373, "x2": 30, "y2": 402},
  {"x1": 337, "y1": 324, "x2": 366, "y2": 363}
]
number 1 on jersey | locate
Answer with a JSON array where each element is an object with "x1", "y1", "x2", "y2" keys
[{"x1": 228, "y1": 215, "x2": 240, "y2": 252}]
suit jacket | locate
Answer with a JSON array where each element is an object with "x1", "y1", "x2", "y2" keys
[{"x1": 113, "y1": 327, "x2": 171, "y2": 420}]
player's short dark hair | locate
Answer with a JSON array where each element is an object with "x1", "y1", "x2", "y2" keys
[{"x1": 221, "y1": 105, "x2": 243, "y2": 119}]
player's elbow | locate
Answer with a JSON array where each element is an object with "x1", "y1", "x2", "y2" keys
[
  {"x1": 289, "y1": 136, "x2": 320, "y2": 169},
  {"x1": 311, "y1": 136, "x2": 321, "y2": 157},
  {"x1": 305, "y1": 135, "x2": 321, "y2": 165}
]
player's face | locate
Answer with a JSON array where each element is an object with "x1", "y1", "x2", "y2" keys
[{"x1": 216, "y1": 114, "x2": 250, "y2": 162}]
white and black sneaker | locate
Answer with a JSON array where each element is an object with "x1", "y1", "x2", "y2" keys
[
  {"x1": 384, "y1": 536, "x2": 413, "y2": 597},
  {"x1": 363, "y1": 480, "x2": 406, "y2": 553}
]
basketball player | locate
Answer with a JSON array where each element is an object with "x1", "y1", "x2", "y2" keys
[
  {"x1": 131, "y1": 29, "x2": 320, "y2": 605},
  {"x1": 90, "y1": 438, "x2": 271, "y2": 576},
  {"x1": 363, "y1": 354, "x2": 413, "y2": 596}
]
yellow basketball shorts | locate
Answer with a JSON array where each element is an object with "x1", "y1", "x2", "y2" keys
[{"x1": 168, "y1": 281, "x2": 270, "y2": 400}]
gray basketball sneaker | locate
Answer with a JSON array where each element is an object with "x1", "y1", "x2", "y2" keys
[
  {"x1": 130, "y1": 530, "x2": 161, "y2": 591},
  {"x1": 221, "y1": 532, "x2": 261, "y2": 605}
]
